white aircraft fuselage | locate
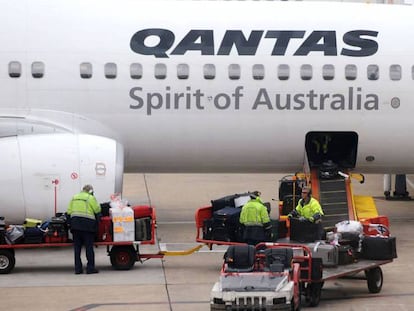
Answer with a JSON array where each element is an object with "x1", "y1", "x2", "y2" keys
[{"x1": 1, "y1": 0, "x2": 413, "y2": 221}]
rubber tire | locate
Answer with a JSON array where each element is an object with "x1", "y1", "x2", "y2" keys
[
  {"x1": 110, "y1": 246, "x2": 136, "y2": 270},
  {"x1": 366, "y1": 267, "x2": 383, "y2": 293},
  {"x1": 0, "y1": 249, "x2": 15, "y2": 274}
]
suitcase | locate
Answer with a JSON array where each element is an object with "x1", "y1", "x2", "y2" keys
[
  {"x1": 23, "y1": 218, "x2": 42, "y2": 228},
  {"x1": 5, "y1": 225, "x2": 25, "y2": 244},
  {"x1": 319, "y1": 160, "x2": 339, "y2": 179},
  {"x1": 135, "y1": 217, "x2": 151, "y2": 241},
  {"x1": 24, "y1": 227, "x2": 45, "y2": 244},
  {"x1": 339, "y1": 231, "x2": 361, "y2": 249},
  {"x1": 213, "y1": 207, "x2": 242, "y2": 242},
  {"x1": 211, "y1": 193, "x2": 251, "y2": 212},
  {"x1": 100, "y1": 202, "x2": 111, "y2": 217},
  {"x1": 307, "y1": 242, "x2": 338, "y2": 267},
  {"x1": 46, "y1": 218, "x2": 68, "y2": 243},
  {"x1": 361, "y1": 236, "x2": 397, "y2": 260},
  {"x1": 289, "y1": 218, "x2": 321, "y2": 243},
  {"x1": 132, "y1": 205, "x2": 153, "y2": 219},
  {"x1": 97, "y1": 216, "x2": 113, "y2": 242},
  {"x1": 45, "y1": 233, "x2": 68, "y2": 243},
  {"x1": 279, "y1": 178, "x2": 302, "y2": 201},
  {"x1": 338, "y1": 245, "x2": 357, "y2": 265},
  {"x1": 202, "y1": 218, "x2": 214, "y2": 240}
]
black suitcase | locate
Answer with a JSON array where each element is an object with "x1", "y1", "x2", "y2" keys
[
  {"x1": 279, "y1": 178, "x2": 302, "y2": 201},
  {"x1": 24, "y1": 227, "x2": 45, "y2": 244},
  {"x1": 212, "y1": 207, "x2": 242, "y2": 242},
  {"x1": 202, "y1": 218, "x2": 214, "y2": 240},
  {"x1": 211, "y1": 193, "x2": 251, "y2": 212},
  {"x1": 213, "y1": 207, "x2": 241, "y2": 229},
  {"x1": 0, "y1": 217, "x2": 6, "y2": 244},
  {"x1": 135, "y1": 217, "x2": 151, "y2": 241},
  {"x1": 319, "y1": 160, "x2": 339, "y2": 179},
  {"x1": 338, "y1": 245, "x2": 356, "y2": 265},
  {"x1": 290, "y1": 218, "x2": 321, "y2": 243},
  {"x1": 361, "y1": 236, "x2": 397, "y2": 260}
]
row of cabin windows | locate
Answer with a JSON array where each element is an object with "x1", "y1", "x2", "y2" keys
[{"x1": 7, "y1": 61, "x2": 413, "y2": 81}]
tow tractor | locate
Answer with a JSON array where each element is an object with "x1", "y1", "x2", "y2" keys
[{"x1": 210, "y1": 242, "x2": 392, "y2": 310}]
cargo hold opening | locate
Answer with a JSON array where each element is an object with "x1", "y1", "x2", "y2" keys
[{"x1": 305, "y1": 132, "x2": 358, "y2": 169}]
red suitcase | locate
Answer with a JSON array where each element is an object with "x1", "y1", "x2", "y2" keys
[
  {"x1": 132, "y1": 205, "x2": 153, "y2": 219},
  {"x1": 97, "y1": 216, "x2": 113, "y2": 242}
]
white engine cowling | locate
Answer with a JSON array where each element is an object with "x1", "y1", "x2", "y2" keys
[{"x1": 0, "y1": 133, "x2": 124, "y2": 223}]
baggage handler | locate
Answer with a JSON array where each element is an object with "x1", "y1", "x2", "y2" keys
[
  {"x1": 288, "y1": 186, "x2": 324, "y2": 239},
  {"x1": 67, "y1": 184, "x2": 101, "y2": 274},
  {"x1": 239, "y1": 191, "x2": 271, "y2": 245},
  {"x1": 288, "y1": 187, "x2": 324, "y2": 223}
]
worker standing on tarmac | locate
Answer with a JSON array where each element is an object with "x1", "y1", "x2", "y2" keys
[
  {"x1": 67, "y1": 184, "x2": 101, "y2": 274},
  {"x1": 239, "y1": 191, "x2": 271, "y2": 245}
]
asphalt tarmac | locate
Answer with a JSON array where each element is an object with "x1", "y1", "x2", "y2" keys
[{"x1": 1, "y1": 173, "x2": 413, "y2": 311}]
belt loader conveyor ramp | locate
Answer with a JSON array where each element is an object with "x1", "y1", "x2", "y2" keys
[{"x1": 310, "y1": 169, "x2": 355, "y2": 229}]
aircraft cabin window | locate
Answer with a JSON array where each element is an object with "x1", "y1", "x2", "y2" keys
[
  {"x1": 300, "y1": 64, "x2": 313, "y2": 80},
  {"x1": 204, "y1": 64, "x2": 216, "y2": 80},
  {"x1": 323, "y1": 64, "x2": 335, "y2": 80},
  {"x1": 228, "y1": 64, "x2": 240, "y2": 80},
  {"x1": 278, "y1": 64, "x2": 289, "y2": 80},
  {"x1": 8, "y1": 61, "x2": 21, "y2": 78},
  {"x1": 31, "y1": 61, "x2": 44, "y2": 78},
  {"x1": 252, "y1": 64, "x2": 264, "y2": 80},
  {"x1": 104, "y1": 63, "x2": 117, "y2": 79},
  {"x1": 130, "y1": 63, "x2": 142, "y2": 79},
  {"x1": 367, "y1": 64, "x2": 379, "y2": 80},
  {"x1": 177, "y1": 63, "x2": 189, "y2": 79},
  {"x1": 155, "y1": 63, "x2": 167, "y2": 79},
  {"x1": 389, "y1": 64, "x2": 401, "y2": 81},
  {"x1": 345, "y1": 64, "x2": 357, "y2": 80},
  {"x1": 80, "y1": 62, "x2": 92, "y2": 79}
]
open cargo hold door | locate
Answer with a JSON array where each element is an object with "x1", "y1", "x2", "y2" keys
[
  {"x1": 305, "y1": 132, "x2": 358, "y2": 169},
  {"x1": 305, "y1": 132, "x2": 358, "y2": 229}
]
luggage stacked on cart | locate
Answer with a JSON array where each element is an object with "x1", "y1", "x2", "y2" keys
[
  {"x1": 23, "y1": 218, "x2": 45, "y2": 244},
  {"x1": 4, "y1": 225, "x2": 25, "y2": 244},
  {"x1": 359, "y1": 217, "x2": 397, "y2": 260},
  {"x1": 278, "y1": 175, "x2": 304, "y2": 217},
  {"x1": 111, "y1": 203, "x2": 135, "y2": 242},
  {"x1": 203, "y1": 193, "x2": 252, "y2": 242},
  {"x1": 133, "y1": 205, "x2": 153, "y2": 241},
  {"x1": 97, "y1": 216, "x2": 113, "y2": 242},
  {"x1": 0, "y1": 217, "x2": 6, "y2": 244},
  {"x1": 45, "y1": 215, "x2": 68, "y2": 243}
]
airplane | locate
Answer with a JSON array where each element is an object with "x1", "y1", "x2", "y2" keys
[{"x1": 0, "y1": 0, "x2": 413, "y2": 223}]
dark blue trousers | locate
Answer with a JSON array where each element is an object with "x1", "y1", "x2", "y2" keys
[{"x1": 72, "y1": 230, "x2": 95, "y2": 273}]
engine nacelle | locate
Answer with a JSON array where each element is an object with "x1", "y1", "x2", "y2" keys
[{"x1": 0, "y1": 133, "x2": 124, "y2": 223}]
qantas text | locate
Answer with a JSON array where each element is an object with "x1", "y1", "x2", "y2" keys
[{"x1": 130, "y1": 29, "x2": 379, "y2": 58}]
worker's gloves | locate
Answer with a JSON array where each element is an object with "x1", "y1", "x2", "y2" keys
[
  {"x1": 310, "y1": 213, "x2": 322, "y2": 224},
  {"x1": 288, "y1": 210, "x2": 298, "y2": 218}
]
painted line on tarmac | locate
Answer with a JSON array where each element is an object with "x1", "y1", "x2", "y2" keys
[{"x1": 69, "y1": 300, "x2": 210, "y2": 311}]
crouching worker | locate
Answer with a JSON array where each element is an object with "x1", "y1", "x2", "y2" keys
[
  {"x1": 288, "y1": 187, "x2": 324, "y2": 239},
  {"x1": 240, "y1": 191, "x2": 271, "y2": 245}
]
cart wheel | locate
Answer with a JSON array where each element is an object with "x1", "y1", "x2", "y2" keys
[
  {"x1": 0, "y1": 249, "x2": 15, "y2": 274},
  {"x1": 366, "y1": 267, "x2": 383, "y2": 293},
  {"x1": 308, "y1": 282, "x2": 322, "y2": 307},
  {"x1": 110, "y1": 246, "x2": 136, "y2": 270}
]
